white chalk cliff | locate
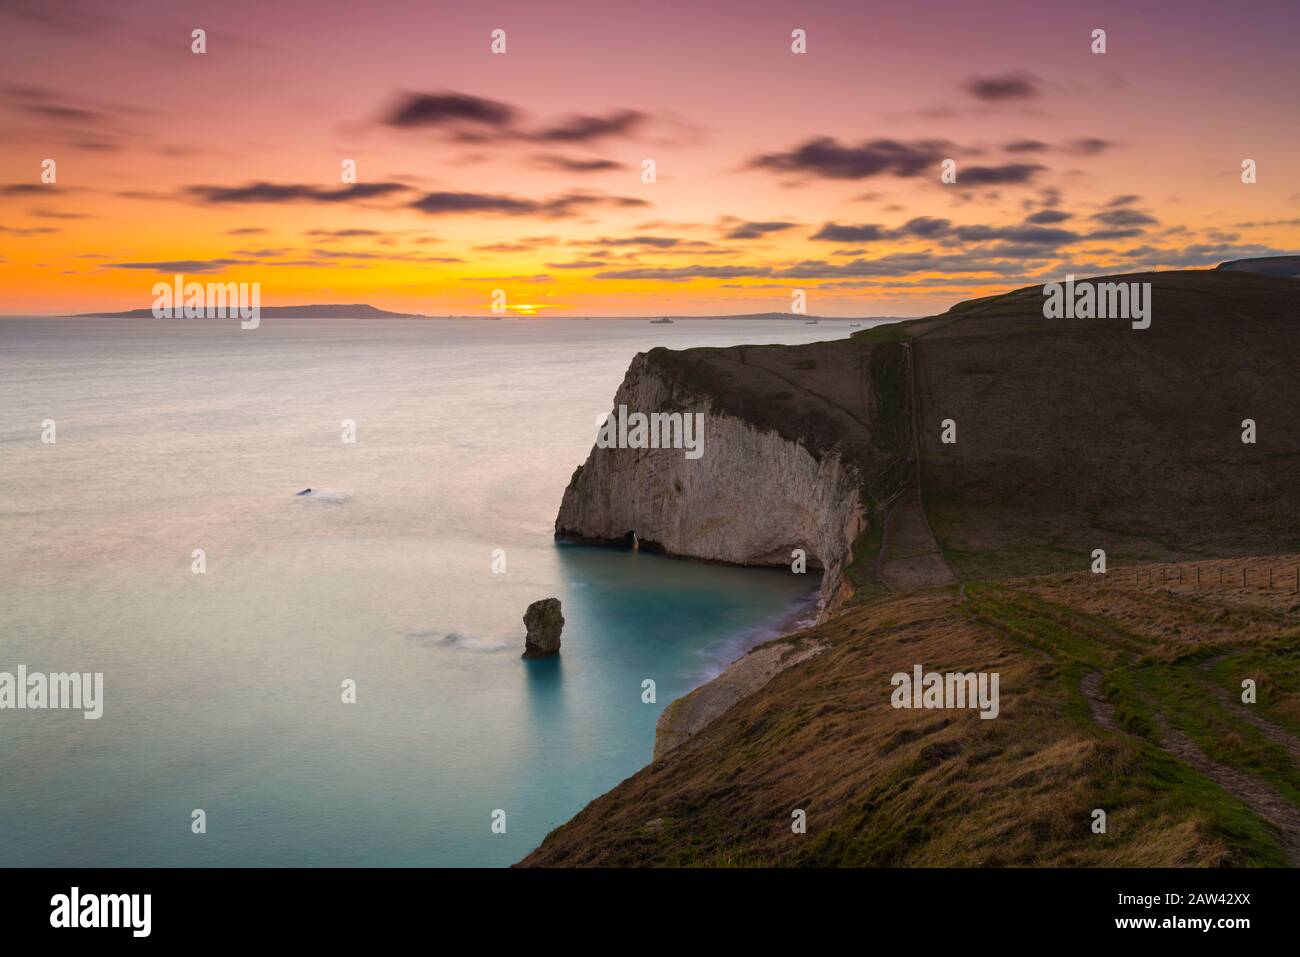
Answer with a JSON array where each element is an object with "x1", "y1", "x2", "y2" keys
[{"x1": 555, "y1": 351, "x2": 868, "y2": 615}]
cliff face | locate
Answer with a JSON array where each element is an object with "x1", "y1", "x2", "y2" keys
[{"x1": 555, "y1": 349, "x2": 880, "y2": 613}]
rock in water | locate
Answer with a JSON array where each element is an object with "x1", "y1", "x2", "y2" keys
[{"x1": 522, "y1": 598, "x2": 564, "y2": 658}]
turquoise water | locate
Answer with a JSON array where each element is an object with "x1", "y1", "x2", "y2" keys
[{"x1": 0, "y1": 316, "x2": 859, "y2": 866}]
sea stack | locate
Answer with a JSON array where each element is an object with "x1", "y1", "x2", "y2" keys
[{"x1": 522, "y1": 598, "x2": 564, "y2": 658}]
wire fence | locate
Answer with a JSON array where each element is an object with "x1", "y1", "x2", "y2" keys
[{"x1": 1078, "y1": 564, "x2": 1300, "y2": 592}]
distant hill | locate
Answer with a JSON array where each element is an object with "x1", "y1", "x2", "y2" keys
[
  {"x1": 629, "y1": 313, "x2": 905, "y2": 322},
  {"x1": 1216, "y1": 255, "x2": 1300, "y2": 278},
  {"x1": 70, "y1": 304, "x2": 426, "y2": 319},
  {"x1": 66, "y1": 307, "x2": 896, "y2": 321}
]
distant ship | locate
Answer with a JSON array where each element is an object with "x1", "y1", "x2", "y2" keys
[
  {"x1": 650, "y1": 317, "x2": 674, "y2": 324},
  {"x1": 804, "y1": 319, "x2": 819, "y2": 324}
]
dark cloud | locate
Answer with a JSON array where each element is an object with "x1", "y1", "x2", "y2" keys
[
  {"x1": 3, "y1": 85, "x2": 145, "y2": 155},
  {"x1": 108, "y1": 259, "x2": 248, "y2": 273},
  {"x1": 408, "y1": 190, "x2": 646, "y2": 218},
  {"x1": 306, "y1": 228, "x2": 383, "y2": 238},
  {"x1": 305, "y1": 249, "x2": 465, "y2": 264},
  {"x1": 542, "y1": 191, "x2": 647, "y2": 217},
  {"x1": 187, "y1": 182, "x2": 411, "y2": 205},
  {"x1": 811, "y1": 215, "x2": 1074, "y2": 248},
  {"x1": 27, "y1": 207, "x2": 89, "y2": 219},
  {"x1": 19, "y1": 101, "x2": 101, "y2": 123},
  {"x1": 749, "y1": 136, "x2": 953, "y2": 180},
  {"x1": 0, "y1": 225, "x2": 58, "y2": 236},
  {"x1": 1066, "y1": 137, "x2": 1114, "y2": 155},
  {"x1": 531, "y1": 155, "x2": 625, "y2": 172},
  {"x1": 897, "y1": 216, "x2": 954, "y2": 238},
  {"x1": 1003, "y1": 139, "x2": 1049, "y2": 153},
  {"x1": 595, "y1": 264, "x2": 772, "y2": 281},
  {"x1": 409, "y1": 191, "x2": 535, "y2": 215},
  {"x1": 1091, "y1": 208, "x2": 1159, "y2": 227},
  {"x1": 952, "y1": 224, "x2": 1078, "y2": 246},
  {"x1": 1117, "y1": 242, "x2": 1293, "y2": 268},
  {"x1": 723, "y1": 220, "x2": 797, "y2": 240},
  {"x1": 1024, "y1": 209, "x2": 1073, "y2": 225},
  {"x1": 535, "y1": 110, "x2": 646, "y2": 143},
  {"x1": 225, "y1": 227, "x2": 268, "y2": 236},
  {"x1": 384, "y1": 91, "x2": 517, "y2": 130},
  {"x1": 578, "y1": 235, "x2": 701, "y2": 249},
  {"x1": 378, "y1": 91, "x2": 651, "y2": 146},
  {"x1": 810, "y1": 223, "x2": 889, "y2": 243},
  {"x1": 962, "y1": 72, "x2": 1041, "y2": 102},
  {"x1": 958, "y1": 163, "x2": 1045, "y2": 186},
  {"x1": 594, "y1": 250, "x2": 1037, "y2": 282},
  {"x1": 811, "y1": 217, "x2": 952, "y2": 243}
]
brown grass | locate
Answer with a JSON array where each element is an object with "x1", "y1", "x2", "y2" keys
[{"x1": 521, "y1": 554, "x2": 1300, "y2": 867}]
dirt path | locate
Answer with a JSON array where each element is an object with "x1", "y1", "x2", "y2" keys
[
  {"x1": 1199, "y1": 654, "x2": 1300, "y2": 764},
  {"x1": 879, "y1": 487, "x2": 955, "y2": 590},
  {"x1": 1080, "y1": 668, "x2": 1299, "y2": 862},
  {"x1": 1080, "y1": 671, "x2": 1119, "y2": 732},
  {"x1": 1153, "y1": 716, "x2": 1300, "y2": 864},
  {"x1": 876, "y1": 340, "x2": 955, "y2": 592}
]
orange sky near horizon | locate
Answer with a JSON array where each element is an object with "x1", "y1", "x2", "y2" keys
[{"x1": 2, "y1": 0, "x2": 1298, "y2": 317}]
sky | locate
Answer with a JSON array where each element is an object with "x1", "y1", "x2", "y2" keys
[{"x1": 1, "y1": 0, "x2": 1298, "y2": 317}]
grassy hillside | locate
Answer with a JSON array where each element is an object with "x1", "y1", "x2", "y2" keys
[
  {"x1": 909, "y1": 271, "x2": 1300, "y2": 579},
  {"x1": 521, "y1": 557, "x2": 1300, "y2": 866},
  {"x1": 522, "y1": 269, "x2": 1300, "y2": 867},
  {"x1": 636, "y1": 271, "x2": 1300, "y2": 589}
]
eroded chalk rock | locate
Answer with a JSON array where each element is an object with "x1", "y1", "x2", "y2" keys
[{"x1": 522, "y1": 598, "x2": 564, "y2": 658}]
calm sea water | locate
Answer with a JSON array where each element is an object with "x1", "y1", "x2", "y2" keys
[{"x1": 0, "y1": 316, "x2": 862, "y2": 867}]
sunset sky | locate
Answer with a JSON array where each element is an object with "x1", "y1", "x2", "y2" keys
[{"x1": 2, "y1": 0, "x2": 1298, "y2": 316}]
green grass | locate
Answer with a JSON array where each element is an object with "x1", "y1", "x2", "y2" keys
[
  {"x1": 1203, "y1": 636, "x2": 1300, "y2": 737},
  {"x1": 1133, "y1": 658, "x2": 1300, "y2": 806}
]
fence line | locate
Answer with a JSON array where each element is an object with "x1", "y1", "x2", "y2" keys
[{"x1": 1053, "y1": 563, "x2": 1300, "y2": 592}]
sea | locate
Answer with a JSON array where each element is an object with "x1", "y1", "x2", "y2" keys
[{"x1": 0, "y1": 315, "x2": 868, "y2": 866}]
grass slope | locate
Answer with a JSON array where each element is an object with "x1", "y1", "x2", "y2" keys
[{"x1": 521, "y1": 557, "x2": 1300, "y2": 867}]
